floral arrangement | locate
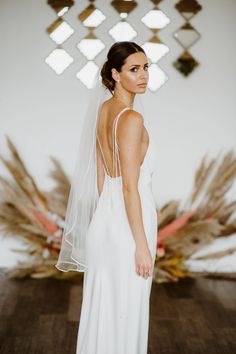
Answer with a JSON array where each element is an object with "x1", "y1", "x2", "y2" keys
[{"x1": 0, "y1": 136, "x2": 236, "y2": 283}]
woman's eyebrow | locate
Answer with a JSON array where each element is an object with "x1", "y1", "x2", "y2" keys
[{"x1": 129, "y1": 63, "x2": 149, "y2": 68}]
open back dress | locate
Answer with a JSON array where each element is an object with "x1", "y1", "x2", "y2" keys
[{"x1": 76, "y1": 107, "x2": 158, "y2": 354}]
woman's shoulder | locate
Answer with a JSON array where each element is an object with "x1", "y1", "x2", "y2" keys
[
  {"x1": 102, "y1": 99, "x2": 144, "y2": 125},
  {"x1": 119, "y1": 108, "x2": 144, "y2": 126}
]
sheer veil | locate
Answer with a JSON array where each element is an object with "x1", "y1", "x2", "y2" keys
[
  {"x1": 55, "y1": 71, "x2": 108, "y2": 272},
  {"x1": 55, "y1": 68, "x2": 145, "y2": 273}
]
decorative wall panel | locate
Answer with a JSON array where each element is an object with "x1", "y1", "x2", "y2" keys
[
  {"x1": 141, "y1": 0, "x2": 170, "y2": 91},
  {"x1": 173, "y1": 0, "x2": 202, "y2": 76},
  {"x1": 45, "y1": 0, "x2": 75, "y2": 74}
]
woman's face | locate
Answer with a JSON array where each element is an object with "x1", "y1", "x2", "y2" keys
[{"x1": 113, "y1": 52, "x2": 149, "y2": 94}]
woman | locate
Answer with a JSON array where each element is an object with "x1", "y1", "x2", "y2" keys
[{"x1": 56, "y1": 41, "x2": 158, "y2": 354}]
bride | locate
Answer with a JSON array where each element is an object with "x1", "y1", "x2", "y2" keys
[{"x1": 56, "y1": 41, "x2": 158, "y2": 354}]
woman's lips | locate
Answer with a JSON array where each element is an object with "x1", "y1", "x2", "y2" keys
[{"x1": 137, "y1": 83, "x2": 147, "y2": 86}]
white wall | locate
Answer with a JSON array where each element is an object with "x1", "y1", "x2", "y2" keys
[{"x1": 0, "y1": 0, "x2": 236, "y2": 267}]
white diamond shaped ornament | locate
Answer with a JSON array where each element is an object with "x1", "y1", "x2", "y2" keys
[
  {"x1": 142, "y1": 41, "x2": 169, "y2": 63},
  {"x1": 141, "y1": 9, "x2": 170, "y2": 30},
  {"x1": 174, "y1": 26, "x2": 201, "y2": 49},
  {"x1": 109, "y1": 21, "x2": 137, "y2": 41},
  {"x1": 49, "y1": 20, "x2": 74, "y2": 45},
  {"x1": 82, "y1": 8, "x2": 106, "y2": 28},
  {"x1": 76, "y1": 61, "x2": 99, "y2": 89},
  {"x1": 77, "y1": 38, "x2": 105, "y2": 60},
  {"x1": 57, "y1": 7, "x2": 69, "y2": 17},
  {"x1": 148, "y1": 64, "x2": 168, "y2": 91},
  {"x1": 45, "y1": 49, "x2": 74, "y2": 74}
]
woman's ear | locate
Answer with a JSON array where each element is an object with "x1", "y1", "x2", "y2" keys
[{"x1": 111, "y1": 68, "x2": 119, "y2": 83}]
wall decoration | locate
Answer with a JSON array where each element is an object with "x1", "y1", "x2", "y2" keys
[
  {"x1": 1, "y1": 137, "x2": 236, "y2": 283},
  {"x1": 45, "y1": 0, "x2": 75, "y2": 74},
  {"x1": 47, "y1": 0, "x2": 74, "y2": 16},
  {"x1": 76, "y1": 1, "x2": 106, "y2": 88},
  {"x1": 141, "y1": 0, "x2": 170, "y2": 91},
  {"x1": 44, "y1": 1, "x2": 171, "y2": 92},
  {"x1": 109, "y1": 0, "x2": 138, "y2": 41},
  {"x1": 173, "y1": 0, "x2": 202, "y2": 76}
]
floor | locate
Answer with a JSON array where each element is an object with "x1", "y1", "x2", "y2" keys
[{"x1": 0, "y1": 269, "x2": 235, "y2": 354}]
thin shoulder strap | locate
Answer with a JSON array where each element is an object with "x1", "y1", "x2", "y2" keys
[
  {"x1": 96, "y1": 135, "x2": 110, "y2": 176},
  {"x1": 112, "y1": 107, "x2": 131, "y2": 177},
  {"x1": 96, "y1": 107, "x2": 130, "y2": 178}
]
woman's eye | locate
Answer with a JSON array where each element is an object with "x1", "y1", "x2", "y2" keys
[{"x1": 131, "y1": 66, "x2": 149, "y2": 72}]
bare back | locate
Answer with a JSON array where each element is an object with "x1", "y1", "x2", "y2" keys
[{"x1": 96, "y1": 99, "x2": 149, "y2": 179}]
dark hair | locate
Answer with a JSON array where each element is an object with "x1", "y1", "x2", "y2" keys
[{"x1": 100, "y1": 41, "x2": 146, "y2": 94}]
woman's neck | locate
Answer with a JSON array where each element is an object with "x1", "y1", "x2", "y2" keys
[{"x1": 112, "y1": 91, "x2": 135, "y2": 108}]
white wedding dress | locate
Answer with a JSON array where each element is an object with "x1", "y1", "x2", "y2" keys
[{"x1": 76, "y1": 107, "x2": 158, "y2": 354}]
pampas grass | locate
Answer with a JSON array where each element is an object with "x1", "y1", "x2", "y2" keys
[{"x1": 1, "y1": 136, "x2": 236, "y2": 283}]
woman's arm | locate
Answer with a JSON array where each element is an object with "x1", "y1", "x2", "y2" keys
[
  {"x1": 117, "y1": 110, "x2": 153, "y2": 278},
  {"x1": 117, "y1": 110, "x2": 147, "y2": 245}
]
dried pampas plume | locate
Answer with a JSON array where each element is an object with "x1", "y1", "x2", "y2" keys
[{"x1": 0, "y1": 136, "x2": 236, "y2": 283}]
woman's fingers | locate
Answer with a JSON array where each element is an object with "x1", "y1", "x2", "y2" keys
[{"x1": 136, "y1": 264, "x2": 152, "y2": 278}]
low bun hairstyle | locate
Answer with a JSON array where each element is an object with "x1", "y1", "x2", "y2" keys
[{"x1": 100, "y1": 41, "x2": 146, "y2": 94}]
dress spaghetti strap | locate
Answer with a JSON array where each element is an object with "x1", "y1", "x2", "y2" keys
[
  {"x1": 97, "y1": 107, "x2": 130, "y2": 178},
  {"x1": 112, "y1": 107, "x2": 130, "y2": 177},
  {"x1": 96, "y1": 136, "x2": 110, "y2": 176}
]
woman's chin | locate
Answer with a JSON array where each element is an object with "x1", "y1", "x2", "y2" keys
[{"x1": 137, "y1": 86, "x2": 147, "y2": 93}]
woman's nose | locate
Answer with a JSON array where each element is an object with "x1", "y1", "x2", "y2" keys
[{"x1": 140, "y1": 69, "x2": 148, "y2": 79}]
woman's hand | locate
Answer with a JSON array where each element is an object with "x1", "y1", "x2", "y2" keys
[{"x1": 135, "y1": 241, "x2": 153, "y2": 279}]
